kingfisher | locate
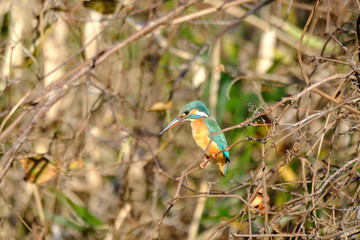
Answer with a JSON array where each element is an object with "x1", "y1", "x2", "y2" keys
[{"x1": 159, "y1": 100, "x2": 230, "y2": 176}]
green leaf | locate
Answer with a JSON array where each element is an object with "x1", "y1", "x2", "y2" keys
[
  {"x1": 65, "y1": 198, "x2": 104, "y2": 227},
  {"x1": 57, "y1": 192, "x2": 104, "y2": 227},
  {"x1": 282, "y1": 21, "x2": 337, "y2": 52},
  {"x1": 45, "y1": 212, "x2": 88, "y2": 231}
]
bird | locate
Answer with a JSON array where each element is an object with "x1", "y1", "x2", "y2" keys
[{"x1": 159, "y1": 100, "x2": 230, "y2": 176}]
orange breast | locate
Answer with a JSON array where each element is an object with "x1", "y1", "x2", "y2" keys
[{"x1": 190, "y1": 119, "x2": 221, "y2": 157}]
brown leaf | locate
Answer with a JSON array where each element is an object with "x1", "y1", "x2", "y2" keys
[
  {"x1": 147, "y1": 101, "x2": 173, "y2": 112},
  {"x1": 20, "y1": 155, "x2": 57, "y2": 184},
  {"x1": 250, "y1": 188, "x2": 269, "y2": 215}
]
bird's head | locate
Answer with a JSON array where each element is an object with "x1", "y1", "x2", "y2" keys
[{"x1": 159, "y1": 100, "x2": 210, "y2": 135}]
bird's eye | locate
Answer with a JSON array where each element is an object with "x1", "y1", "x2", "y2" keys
[{"x1": 180, "y1": 110, "x2": 190, "y2": 118}]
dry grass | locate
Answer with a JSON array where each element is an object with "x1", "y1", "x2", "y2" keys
[{"x1": 0, "y1": 0, "x2": 360, "y2": 239}]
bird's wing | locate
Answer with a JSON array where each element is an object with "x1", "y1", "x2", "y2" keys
[{"x1": 205, "y1": 118, "x2": 230, "y2": 162}]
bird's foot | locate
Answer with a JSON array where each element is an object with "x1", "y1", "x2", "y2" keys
[
  {"x1": 199, "y1": 161, "x2": 208, "y2": 169},
  {"x1": 199, "y1": 156, "x2": 211, "y2": 169}
]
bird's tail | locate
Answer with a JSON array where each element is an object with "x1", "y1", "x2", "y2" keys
[{"x1": 218, "y1": 162, "x2": 228, "y2": 176}]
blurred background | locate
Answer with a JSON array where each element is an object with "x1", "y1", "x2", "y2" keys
[{"x1": 0, "y1": 0, "x2": 360, "y2": 239}]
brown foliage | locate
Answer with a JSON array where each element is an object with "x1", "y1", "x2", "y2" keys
[{"x1": 0, "y1": 0, "x2": 360, "y2": 239}]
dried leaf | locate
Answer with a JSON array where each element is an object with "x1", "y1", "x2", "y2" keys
[
  {"x1": 148, "y1": 101, "x2": 173, "y2": 112},
  {"x1": 20, "y1": 155, "x2": 57, "y2": 184},
  {"x1": 250, "y1": 188, "x2": 268, "y2": 215}
]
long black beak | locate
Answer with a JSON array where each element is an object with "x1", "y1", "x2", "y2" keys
[{"x1": 159, "y1": 117, "x2": 185, "y2": 135}]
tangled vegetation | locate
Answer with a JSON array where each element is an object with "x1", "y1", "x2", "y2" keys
[{"x1": 0, "y1": 0, "x2": 360, "y2": 239}]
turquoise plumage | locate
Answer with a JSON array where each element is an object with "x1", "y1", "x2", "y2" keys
[{"x1": 205, "y1": 117, "x2": 230, "y2": 160}]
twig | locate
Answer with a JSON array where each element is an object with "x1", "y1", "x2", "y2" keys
[
  {"x1": 0, "y1": 0, "x2": 202, "y2": 182},
  {"x1": 295, "y1": 0, "x2": 320, "y2": 86},
  {"x1": 315, "y1": 157, "x2": 359, "y2": 195}
]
